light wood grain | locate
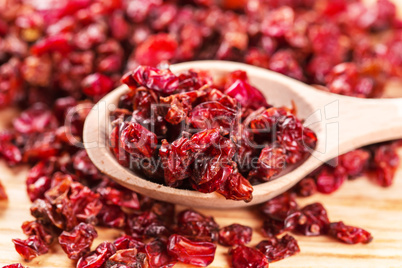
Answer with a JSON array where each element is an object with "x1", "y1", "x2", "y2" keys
[{"x1": 84, "y1": 60, "x2": 402, "y2": 209}]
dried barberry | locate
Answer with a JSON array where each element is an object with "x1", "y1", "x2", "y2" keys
[
  {"x1": 256, "y1": 234, "x2": 300, "y2": 263},
  {"x1": 218, "y1": 224, "x2": 252, "y2": 246},
  {"x1": 328, "y1": 221, "x2": 373, "y2": 244},
  {"x1": 145, "y1": 239, "x2": 177, "y2": 268},
  {"x1": 12, "y1": 236, "x2": 49, "y2": 261},
  {"x1": 77, "y1": 242, "x2": 117, "y2": 268},
  {"x1": 176, "y1": 209, "x2": 219, "y2": 242},
  {"x1": 296, "y1": 203, "x2": 330, "y2": 236},
  {"x1": 113, "y1": 235, "x2": 145, "y2": 252},
  {"x1": 106, "y1": 248, "x2": 148, "y2": 268},
  {"x1": 229, "y1": 245, "x2": 269, "y2": 268},
  {"x1": 167, "y1": 234, "x2": 217, "y2": 267},
  {"x1": 58, "y1": 223, "x2": 98, "y2": 260}
]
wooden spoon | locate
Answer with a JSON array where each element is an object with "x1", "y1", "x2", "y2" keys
[{"x1": 83, "y1": 60, "x2": 402, "y2": 209}]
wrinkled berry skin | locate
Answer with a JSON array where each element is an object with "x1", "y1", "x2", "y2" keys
[
  {"x1": 218, "y1": 224, "x2": 252, "y2": 246},
  {"x1": 145, "y1": 239, "x2": 177, "y2": 268},
  {"x1": 120, "y1": 122, "x2": 158, "y2": 158},
  {"x1": 256, "y1": 234, "x2": 300, "y2": 263},
  {"x1": 176, "y1": 209, "x2": 219, "y2": 242},
  {"x1": 77, "y1": 242, "x2": 117, "y2": 268},
  {"x1": 229, "y1": 245, "x2": 269, "y2": 268},
  {"x1": 296, "y1": 203, "x2": 330, "y2": 236},
  {"x1": 328, "y1": 221, "x2": 373, "y2": 244},
  {"x1": 58, "y1": 223, "x2": 98, "y2": 260},
  {"x1": 167, "y1": 234, "x2": 217, "y2": 267}
]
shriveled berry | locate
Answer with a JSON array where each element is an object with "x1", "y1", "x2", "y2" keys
[
  {"x1": 133, "y1": 33, "x2": 177, "y2": 67},
  {"x1": 125, "y1": 65, "x2": 179, "y2": 94},
  {"x1": 167, "y1": 234, "x2": 217, "y2": 267},
  {"x1": 224, "y1": 70, "x2": 268, "y2": 110},
  {"x1": 120, "y1": 122, "x2": 158, "y2": 158},
  {"x1": 13, "y1": 104, "x2": 58, "y2": 134},
  {"x1": 77, "y1": 242, "x2": 117, "y2": 268},
  {"x1": 256, "y1": 234, "x2": 300, "y2": 263},
  {"x1": 328, "y1": 221, "x2": 373, "y2": 244},
  {"x1": 113, "y1": 235, "x2": 145, "y2": 252},
  {"x1": 218, "y1": 224, "x2": 252, "y2": 246},
  {"x1": 229, "y1": 245, "x2": 269, "y2": 268},
  {"x1": 58, "y1": 223, "x2": 98, "y2": 260},
  {"x1": 106, "y1": 248, "x2": 148, "y2": 267},
  {"x1": 21, "y1": 221, "x2": 53, "y2": 245},
  {"x1": 82, "y1": 73, "x2": 114, "y2": 100},
  {"x1": 12, "y1": 236, "x2": 49, "y2": 261},
  {"x1": 296, "y1": 203, "x2": 330, "y2": 236},
  {"x1": 145, "y1": 239, "x2": 177, "y2": 268},
  {"x1": 177, "y1": 209, "x2": 219, "y2": 242}
]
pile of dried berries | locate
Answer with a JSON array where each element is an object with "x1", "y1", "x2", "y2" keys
[
  {"x1": 0, "y1": 0, "x2": 400, "y2": 267},
  {"x1": 111, "y1": 66, "x2": 317, "y2": 201}
]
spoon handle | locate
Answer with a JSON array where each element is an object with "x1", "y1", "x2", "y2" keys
[
  {"x1": 337, "y1": 97, "x2": 402, "y2": 153},
  {"x1": 306, "y1": 90, "x2": 402, "y2": 162}
]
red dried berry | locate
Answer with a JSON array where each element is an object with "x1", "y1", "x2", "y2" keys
[
  {"x1": 97, "y1": 204, "x2": 126, "y2": 229},
  {"x1": 294, "y1": 177, "x2": 317, "y2": 197},
  {"x1": 145, "y1": 239, "x2": 177, "y2": 268},
  {"x1": 328, "y1": 221, "x2": 373, "y2": 244},
  {"x1": 113, "y1": 235, "x2": 145, "y2": 252},
  {"x1": 339, "y1": 149, "x2": 370, "y2": 177},
  {"x1": 159, "y1": 137, "x2": 194, "y2": 187},
  {"x1": 13, "y1": 104, "x2": 58, "y2": 134},
  {"x1": 269, "y1": 50, "x2": 304, "y2": 81},
  {"x1": 97, "y1": 186, "x2": 140, "y2": 210},
  {"x1": 296, "y1": 203, "x2": 330, "y2": 236},
  {"x1": 218, "y1": 224, "x2": 252, "y2": 246},
  {"x1": 82, "y1": 73, "x2": 114, "y2": 99},
  {"x1": 21, "y1": 221, "x2": 53, "y2": 245},
  {"x1": 77, "y1": 242, "x2": 117, "y2": 268},
  {"x1": 72, "y1": 149, "x2": 100, "y2": 179},
  {"x1": 106, "y1": 248, "x2": 148, "y2": 267},
  {"x1": 31, "y1": 34, "x2": 72, "y2": 56},
  {"x1": 0, "y1": 138, "x2": 22, "y2": 166},
  {"x1": 126, "y1": 65, "x2": 179, "y2": 94},
  {"x1": 176, "y1": 209, "x2": 219, "y2": 242},
  {"x1": 261, "y1": 193, "x2": 298, "y2": 220},
  {"x1": 59, "y1": 223, "x2": 98, "y2": 260},
  {"x1": 315, "y1": 167, "x2": 347, "y2": 194},
  {"x1": 370, "y1": 142, "x2": 400, "y2": 187},
  {"x1": 229, "y1": 245, "x2": 269, "y2": 268},
  {"x1": 12, "y1": 236, "x2": 49, "y2": 261},
  {"x1": 134, "y1": 33, "x2": 177, "y2": 67},
  {"x1": 248, "y1": 145, "x2": 287, "y2": 182},
  {"x1": 119, "y1": 122, "x2": 158, "y2": 158},
  {"x1": 167, "y1": 234, "x2": 217, "y2": 267},
  {"x1": 126, "y1": 211, "x2": 169, "y2": 239},
  {"x1": 256, "y1": 234, "x2": 300, "y2": 263},
  {"x1": 224, "y1": 70, "x2": 268, "y2": 110}
]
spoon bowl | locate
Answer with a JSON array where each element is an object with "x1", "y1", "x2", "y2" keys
[{"x1": 83, "y1": 61, "x2": 402, "y2": 209}]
